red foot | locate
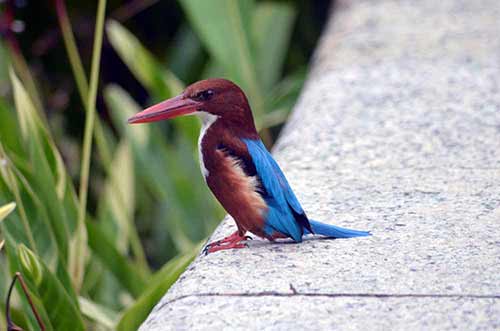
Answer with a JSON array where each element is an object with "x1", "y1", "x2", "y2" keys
[
  {"x1": 211, "y1": 231, "x2": 243, "y2": 245},
  {"x1": 203, "y1": 231, "x2": 251, "y2": 255},
  {"x1": 205, "y1": 241, "x2": 247, "y2": 254}
]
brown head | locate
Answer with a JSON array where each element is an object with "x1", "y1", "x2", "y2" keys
[{"x1": 128, "y1": 78, "x2": 257, "y2": 135}]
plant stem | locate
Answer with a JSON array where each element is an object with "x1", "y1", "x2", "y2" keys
[
  {"x1": 55, "y1": 0, "x2": 149, "y2": 271},
  {"x1": 56, "y1": 2, "x2": 149, "y2": 272},
  {"x1": 54, "y1": 0, "x2": 88, "y2": 107},
  {"x1": 75, "y1": 0, "x2": 107, "y2": 288},
  {"x1": 54, "y1": 0, "x2": 113, "y2": 167},
  {"x1": 6, "y1": 272, "x2": 46, "y2": 331}
]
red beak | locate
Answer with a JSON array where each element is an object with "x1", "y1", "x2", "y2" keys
[{"x1": 128, "y1": 95, "x2": 201, "y2": 124}]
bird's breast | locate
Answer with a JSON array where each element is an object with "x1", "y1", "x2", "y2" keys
[
  {"x1": 197, "y1": 113, "x2": 218, "y2": 178},
  {"x1": 202, "y1": 148, "x2": 267, "y2": 235}
]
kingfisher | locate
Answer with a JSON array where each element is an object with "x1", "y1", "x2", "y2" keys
[{"x1": 128, "y1": 78, "x2": 370, "y2": 254}]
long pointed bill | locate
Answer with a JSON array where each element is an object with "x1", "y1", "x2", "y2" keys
[{"x1": 128, "y1": 95, "x2": 201, "y2": 124}]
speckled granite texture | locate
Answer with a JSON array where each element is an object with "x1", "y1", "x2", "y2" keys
[{"x1": 140, "y1": 0, "x2": 500, "y2": 330}]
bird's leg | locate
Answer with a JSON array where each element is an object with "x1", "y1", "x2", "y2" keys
[{"x1": 203, "y1": 231, "x2": 252, "y2": 255}]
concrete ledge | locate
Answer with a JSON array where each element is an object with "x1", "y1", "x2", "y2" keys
[
  {"x1": 141, "y1": 0, "x2": 500, "y2": 329},
  {"x1": 145, "y1": 296, "x2": 498, "y2": 330}
]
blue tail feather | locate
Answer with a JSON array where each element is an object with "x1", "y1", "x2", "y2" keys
[{"x1": 304, "y1": 219, "x2": 371, "y2": 238}]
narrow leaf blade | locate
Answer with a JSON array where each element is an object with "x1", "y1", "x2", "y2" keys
[
  {"x1": 106, "y1": 20, "x2": 183, "y2": 99},
  {"x1": 116, "y1": 245, "x2": 200, "y2": 331},
  {"x1": 253, "y1": 2, "x2": 296, "y2": 90},
  {"x1": 78, "y1": 296, "x2": 118, "y2": 329},
  {"x1": 0, "y1": 202, "x2": 16, "y2": 222},
  {"x1": 179, "y1": 0, "x2": 264, "y2": 116},
  {"x1": 86, "y1": 221, "x2": 147, "y2": 297}
]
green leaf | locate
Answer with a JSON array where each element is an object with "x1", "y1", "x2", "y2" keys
[
  {"x1": 106, "y1": 20, "x2": 184, "y2": 99},
  {"x1": 98, "y1": 139, "x2": 149, "y2": 270},
  {"x1": 0, "y1": 99, "x2": 24, "y2": 156},
  {"x1": 18, "y1": 247, "x2": 43, "y2": 285},
  {"x1": 9, "y1": 65, "x2": 68, "y2": 200},
  {"x1": 86, "y1": 221, "x2": 147, "y2": 298},
  {"x1": 9, "y1": 67, "x2": 47, "y2": 144},
  {"x1": 99, "y1": 141, "x2": 134, "y2": 252},
  {"x1": 9, "y1": 68, "x2": 72, "y2": 262},
  {"x1": 116, "y1": 244, "x2": 200, "y2": 331},
  {"x1": 78, "y1": 296, "x2": 118, "y2": 329},
  {"x1": 253, "y1": 2, "x2": 296, "y2": 91},
  {"x1": 201, "y1": 60, "x2": 225, "y2": 79},
  {"x1": 259, "y1": 68, "x2": 306, "y2": 129},
  {"x1": 266, "y1": 68, "x2": 306, "y2": 113},
  {"x1": 0, "y1": 141, "x2": 57, "y2": 261},
  {"x1": 5, "y1": 41, "x2": 44, "y2": 112},
  {"x1": 18, "y1": 245, "x2": 85, "y2": 331},
  {"x1": 104, "y1": 85, "x2": 150, "y2": 148},
  {"x1": 0, "y1": 302, "x2": 31, "y2": 331},
  {"x1": 167, "y1": 24, "x2": 204, "y2": 82},
  {"x1": 260, "y1": 108, "x2": 290, "y2": 129},
  {"x1": 0, "y1": 202, "x2": 16, "y2": 222},
  {"x1": 179, "y1": 0, "x2": 264, "y2": 116},
  {"x1": 0, "y1": 305, "x2": 4, "y2": 330}
]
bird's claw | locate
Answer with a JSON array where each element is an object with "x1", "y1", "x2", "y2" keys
[
  {"x1": 202, "y1": 235, "x2": 251, "y2": 255},
  {"x1": 204, "y1": 242, "x2": 247, "y2": 254}
]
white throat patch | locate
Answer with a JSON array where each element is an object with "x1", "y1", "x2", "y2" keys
[{"x1": 197, "y1": 112, "x2": 218, "y2": 178}]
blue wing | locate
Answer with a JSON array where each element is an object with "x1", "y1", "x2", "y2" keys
[{"x1": 243, "y1": 139, "x2": 311, "y2": 241}]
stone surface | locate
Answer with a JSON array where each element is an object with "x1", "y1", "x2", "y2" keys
[
  {"x1": 145, "y1": 296, "x2": 499, "y2": 331},
  {"x1": 141, "y1": 0, "x2": 500, "y2": 330}
]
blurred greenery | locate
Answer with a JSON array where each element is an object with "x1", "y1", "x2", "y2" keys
[{"x1": 0, "y1": 0, "x2": 328, "y2": 329}]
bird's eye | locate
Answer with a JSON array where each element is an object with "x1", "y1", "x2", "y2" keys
[{"x1": 194, "y1": 89, "x2": 214, "y2": 101}]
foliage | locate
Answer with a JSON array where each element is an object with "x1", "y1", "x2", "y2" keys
[
  {"x1": 179, "y1": 0, "x2": 301, "y2": 129},
  {"x1": 0, "y1": 0, "x2": 308, "y2": 329}
]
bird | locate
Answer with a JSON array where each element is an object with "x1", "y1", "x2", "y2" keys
[{"x1": 128, "y1": 78, "x2": 370, "y2": 254}]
